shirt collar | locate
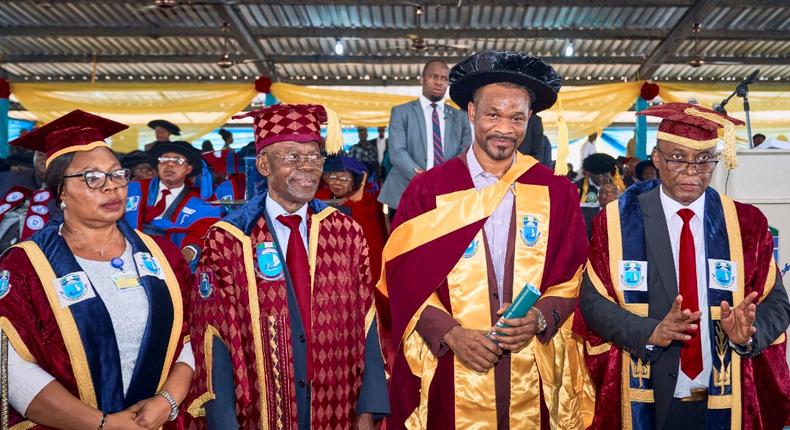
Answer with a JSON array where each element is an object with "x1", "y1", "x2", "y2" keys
[
  {"x1": 466, "y1": 143, "x2": 515, "y2": 180},
  {"x1": 419, "y1": 95, "x2": 444, "y2": 111},
  {"x1": 659, "y1": 184, "x2": 706, "y2": 222},
  {"x1": 266, "y1": 193, "x2": 308, "y2": 222},
  {"x1": 161, "y1": 183, "x2": 185, "y2": 195}
]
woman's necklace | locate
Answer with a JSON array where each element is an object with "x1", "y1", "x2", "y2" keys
[{"x1": 62, "y1": 224, "x2": 124, "y2": 258}]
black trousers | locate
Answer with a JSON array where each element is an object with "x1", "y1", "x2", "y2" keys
[{"x1": 663, "y1": 398, "x2": 707, "y2": 430}]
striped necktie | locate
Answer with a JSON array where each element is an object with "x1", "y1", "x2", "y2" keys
[{"x1": 431, "y1": 103, "x2": 444, "y2": 165}]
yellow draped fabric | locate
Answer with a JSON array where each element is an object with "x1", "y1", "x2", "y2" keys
[
  {"x1": 11, "y1": 83, "x2": 258, "y2": 152},
  {"x1": 271, "y1": 81, "x2": 644, "y2": 143},
  {"x1": 270, "y1": 82, "x2": 416, "y2": 127}
]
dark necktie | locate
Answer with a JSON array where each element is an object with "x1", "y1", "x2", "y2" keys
[
  {"x1": 144, "y1": 189, "x2": 171, "y2": 223},
  {"x1": 431, "y1": 103, "x2": 444, "y2": 166},
  {"x1": 276, "y1": 214, "x2": 313, "y2": 380},
  {"x1": 678, "y1": 208, "x2": 702, "y2": 379}
]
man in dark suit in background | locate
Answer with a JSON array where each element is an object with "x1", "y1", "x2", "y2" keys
[
  {"x1": 576, "y1": 102, "x2": 790, "y2": 430},
  {"x1": 378, "y1": 60, "x2": 472, "y2": 222}
]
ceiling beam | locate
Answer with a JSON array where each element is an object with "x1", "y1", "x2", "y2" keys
[
  {"x1": 5, "y1": 54, "x2": 790, "y2": 66},
  {"x1": 43, "y1": 0, "x2": 786, "y2": 7},
  {"x1": 635, "y1": 0, "x2": 718, "y2": 80},
  {"x1": 212, "y1": 4, "x2": 272, "y2": 77},
  {"x1": 4, "y1": 26, "x2": 790, "y2": 41}
]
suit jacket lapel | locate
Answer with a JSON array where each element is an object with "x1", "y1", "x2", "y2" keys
[
  {"x1": 411, "y1": 100, "x2": 428, "y2": 165},
  {"x1": 639, "y1": 187, "x2": 678, "y2": 304}
]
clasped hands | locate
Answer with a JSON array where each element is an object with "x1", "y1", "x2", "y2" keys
[
  {"x1": 648, "y1": 292, "x2": 758, "y2": 348},
  {"x1": 100, "y1": 395, "x2": 172, "y2": 430},
  {"x1": 443, "y1": 304, "x2": 540, "y2": 373}
]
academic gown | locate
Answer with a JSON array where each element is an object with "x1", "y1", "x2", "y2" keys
[
  {"x1": 0, "y1": 218, "x2": 192, "y2": 429},
  {"x1": 382, "y1": 153, "x2": 591, "y2": 430},
  {"x1": 184, "y1": 193, "x2": 389, "y2": 430}
]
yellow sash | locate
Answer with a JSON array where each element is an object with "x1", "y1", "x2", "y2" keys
[{"x1": 403, "y1": 182, "x2": 586, "y2": 429}]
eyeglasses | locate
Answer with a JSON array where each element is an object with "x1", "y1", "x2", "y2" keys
[
  {"x1": 654, "y1": 147, "x2": 719, "y2": 173},
  {"x1": 265, "y1": 152, "x2": 326, "y2": 168},
  {"x1": 158, "y1": 156, "x2": 188, "y2": 166},
  {"x1": 326, "y1": 174, "x2": 353, "y2": 183},
  {"x1": 63, "y1": 168, "x2": 132, "y2": 189}
]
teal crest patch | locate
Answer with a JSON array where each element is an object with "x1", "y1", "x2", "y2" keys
[
  {"x1": 463, "y1": 240, "x2": 479, "y2": 259},
  {"x1": 135, "y1": 252, "x2": 163, "y2": 279},
  {"x1": 256, "y1": 242, "x2": 284, "y2": 281},
  {"x1": 520, "y1": 215, "x2": 541, "y2": 247},
  {"x1": 619, "y1": 261, "x2": 648, "y2": 291},
  {"x1": 54, "y1": 272, "x2": 95, "y2": 307},
  {"x1": 198, "y1": 271, "x2": 213, "y2": 299},
  {"x1": 0, "y1": 270, "x2": 10, "y2": 299},
  {"x1": 709, "y1": 259, "x2": 737, "y2": 291}
]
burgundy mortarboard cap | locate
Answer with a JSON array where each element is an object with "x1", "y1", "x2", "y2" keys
[
  {"x1": 9, "y1": 110, "x2": 128, "y2": 168},
  {"x1": 636, "y1": 102, "x2": 744, "y2": 168},
  {"x1": 234, "y1": 103, "x2": 343, "y2": 154}
]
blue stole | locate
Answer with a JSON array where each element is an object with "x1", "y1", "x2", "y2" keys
[
  {"x1": 617, "y1": 181, "x2": 737, "y2": 430},
  {"x1": 221, "y1": 193, "x2": 330, "y2": 428},
  {"x1": 125, "y1": 178, "x2": 222, "y2": 248},
  {"x1": 213, "y1": 179, "x2": 237, "y2": 202},
  {"x1": 32, "y1": 218, "x2": 176, "y2": 413}
]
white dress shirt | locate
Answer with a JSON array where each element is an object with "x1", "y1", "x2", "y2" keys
[
  {"x1": 418, "y1": 95, "x2": 446, "y2": 170},
  {"x1": 265, "y1": 194, "x2": 309, "y2": 257},
  {"x1": 153, "y1": 183, "x2": 185, "y2": 220},
  {"x1": 467, "y1": 145, "x2": 515, "y2": 306},
  {"x1": 659, "y1": 186, "x2": 712, "y2": 398},
  {"x1": 580, "y1": 139, "x2": 597, "y2": 162}
]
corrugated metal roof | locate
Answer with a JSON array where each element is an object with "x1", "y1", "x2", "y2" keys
[{"x1": 1, "y1": 1, "x2": 787, "y2": 85}]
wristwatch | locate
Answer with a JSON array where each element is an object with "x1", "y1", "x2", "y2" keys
[
  {"x1": 156, "y1": 390, "x2": 179, "y2": 422},
  {"x1": 533, "y1": 308, "x2": 547, "y2": 334}
]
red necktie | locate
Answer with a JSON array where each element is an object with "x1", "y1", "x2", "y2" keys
[
  {"x1": 144, "y1": 189, "x2": 171, "y2": 223},
  {"x1": 677, "y1": 208, "x2": 703, "y2": 379},
  {"x1": 276, "y1": 214, "x2": 312, "y2": 380}
]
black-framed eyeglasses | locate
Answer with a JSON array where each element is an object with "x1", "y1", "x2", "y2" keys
[
  {"x1": 265, "y1": 152, "x2": 326, "y2": 168},
  {"x1": 654, "y1": 147, "x2": 719, "y2": 173},
  {"x1": 63, "y1": 168, "x2": 132, "y2": 189}
]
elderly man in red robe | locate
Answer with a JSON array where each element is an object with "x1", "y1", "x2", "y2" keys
[
  {"x1": 381, "y1": 50, "x2": 591, "y2": 429},
  {"x1": 185, "y1": 104, "x2": 389, "y2": 430},
  {"x1": 575, "y1": 103, "x2": 790, "y2": 429}
]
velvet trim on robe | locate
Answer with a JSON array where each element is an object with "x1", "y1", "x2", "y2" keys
[
  {"x1": 185, "y1": 192, "x2": 388, "y2": 430},
  {"x1": 0, "y1": 218, "x2": 192, "y2": 430},
  {"x1": 574, "y1": 181, "x2": 790, "y2": 430},
  {"x1": 381, "y1": 154, "x2": 590, "y2": 429}
]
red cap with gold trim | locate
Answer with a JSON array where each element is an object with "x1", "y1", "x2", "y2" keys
[
  {"x1": 636, "y1": 102, "x2": 744, "y2": 169},
  {"x1": 9, "y1": 110, "x2": 128, "y2": 168}
]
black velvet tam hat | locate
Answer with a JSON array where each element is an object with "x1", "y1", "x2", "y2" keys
[{"x1": 449, "y1": 50, "x2": 562, "y2": 113}]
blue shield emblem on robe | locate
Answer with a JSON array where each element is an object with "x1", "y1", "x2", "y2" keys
[
  {"x1": 141, "y1": 254, "x2": 161, "y2": 275},
  {"x1": 714, "y1": 261, "x2": 734, "y2": 288},
  {"x1": 198, "y1": 272, "x2": 213, "y2": 299},
  {"x1": 60, "y1": 274, "x2": 87, "y2": 301},
  {"x1": 0, "y1": 270, "x2": 10, "y2": 299},
  {"x1": 463, "y1": 240, "x2": 479, "y2": 259},
  {"x1": 620, "y1": 262, "x2": 644, "y2": 290},
  {"x1": 520, "y1": 215, "x2": 540, "y2": 247},
  {"x1": 256, "y1": 242, "x2": 283, "y2": 281}
]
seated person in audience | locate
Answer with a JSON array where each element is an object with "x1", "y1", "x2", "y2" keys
[
  {"x1": 635, "y1": 159, "x2": 658, "y2": 182},
  {"x1": 575, "y1": 152, "x2": 616, "y2": 207},
  {"x1": 316, "y1": 155, "x2": 386, "y2": 282}
]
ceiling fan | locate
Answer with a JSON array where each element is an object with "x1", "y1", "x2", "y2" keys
[
  {"x1": 397, "y1": 2, "x2": 471, "y2": 52},
  {"x1": 687, "y1": 22, "x2": 743, "y2": 68},
  {"x1": 214, "y1": 22, "x2": 268, "y2": 69},
  {"x1": 136, "y1": 0, "x2": 238, "y2": 13}
]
